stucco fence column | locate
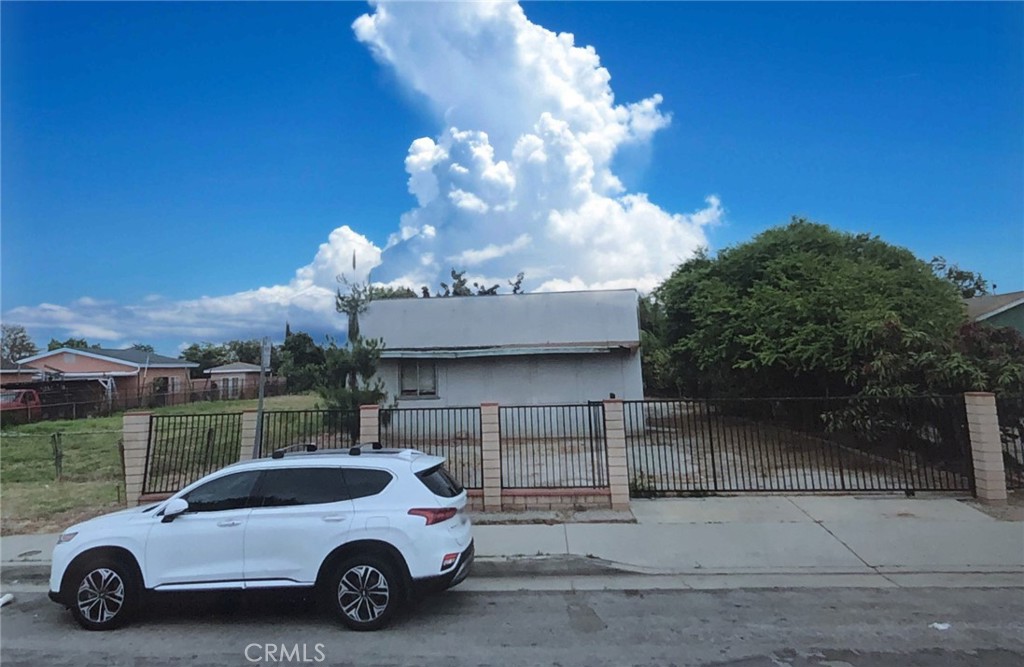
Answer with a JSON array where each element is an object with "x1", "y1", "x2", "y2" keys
[
  {"x1": 122, "y1": 412, "x2": 152, "y2": 507},
  {"x1": 603, "y1": 399, "x2": 631, "y2": 511},
  {"x1": 359, "y1": 405, "x2": 380, "y2": 444},
  {"x1": 240, "y1": 410, "x2": 259, "y2": 460},
  {"x1": 480, "y1": 403, "x2": 501, "y2": 511},
  {"x1": 964, "y1": 392, "x2": 1007, "y2": 504}
]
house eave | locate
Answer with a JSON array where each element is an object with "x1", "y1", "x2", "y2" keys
[
  {"x1": 381, "y1": 344, "x2": 636, "y2": 360},
  {"x1": 975, "y1": 297, "x2": 1024, "y2": 321}
]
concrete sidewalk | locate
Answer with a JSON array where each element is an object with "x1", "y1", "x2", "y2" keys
[{"x1": 3, "y1": 496, "x2": 1022, "y2": 591}]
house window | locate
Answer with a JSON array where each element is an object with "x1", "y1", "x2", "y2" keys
[{"x1": 400, "y1": 361, "x2": 437, "y2": 397}]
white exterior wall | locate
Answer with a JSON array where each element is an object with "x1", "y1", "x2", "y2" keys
[{"x1": 378, "y1": 350, "x2": 642, "y2": 408}]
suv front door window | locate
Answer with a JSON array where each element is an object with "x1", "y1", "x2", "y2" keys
[{"x1": 145, "y1": 471, "x2": 260, "y2": 587}]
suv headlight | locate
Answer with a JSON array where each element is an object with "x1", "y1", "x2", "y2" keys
[{"x1": 57, "y1": 532, "x2": 78, "y2": 544}]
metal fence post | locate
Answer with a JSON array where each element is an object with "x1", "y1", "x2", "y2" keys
[
  {"x1": 965, "y1": 392, "x2": 1008, "y2": 504},
  {"x1": 122, "y1": 412, "x2": 152, "y2": 506}
]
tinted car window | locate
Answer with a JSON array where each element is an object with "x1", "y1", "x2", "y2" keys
[
  {"x1": 256, "y1": 468, "x2": 349, "y2": 507},
  {"x1": 183, "y1": 471, "x2": 260, "y2": 512},
  {"x1": 342, "y1": 469, "x2": 393, "y2": 500},
  {"x1": 416, "y1": 465, "x2": 463, "y2": 498}
]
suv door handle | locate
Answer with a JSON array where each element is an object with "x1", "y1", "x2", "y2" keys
[
  {"x1": 322, "y1": 515, "x2": 347, "y2": 523},
  {"x1": 217, "y1": 520, "x2": 242, "y2": 528}
]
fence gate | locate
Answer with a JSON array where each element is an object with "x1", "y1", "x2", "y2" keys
[
  {"x1": 143, "y1": 413, "x2": 243, "y2": 495},
  {"x1": 625, "y1": 397, "x2": 975, "y2": 496}
]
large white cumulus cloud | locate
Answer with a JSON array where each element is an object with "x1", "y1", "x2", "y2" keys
[
  {"x1": 355, "y1": 0, "x2": 720, "y2": 292},
  {"x1": 4, "y1": 0, "x2": 721, "y2": 351}
]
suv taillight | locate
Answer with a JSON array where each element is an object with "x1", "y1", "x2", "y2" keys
[{"x1": 408, "y1": 508, "x2": 457, "y2": 525}]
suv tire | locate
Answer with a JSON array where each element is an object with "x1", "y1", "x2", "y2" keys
[
  {"x1": 67, "y1": 556, "x2": 139, "y2": 631},
  {"x1": 328, "y1": 555, "x2": 401, "y2": 631}
]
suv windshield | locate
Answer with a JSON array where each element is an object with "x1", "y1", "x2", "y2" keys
[{"x1": 416, "y1": 464, "x2": 464, "y2": 498}]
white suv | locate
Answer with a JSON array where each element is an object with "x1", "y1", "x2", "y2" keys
[{"x1": 48, "y1": 445, "x2": 474, "y2": 631}]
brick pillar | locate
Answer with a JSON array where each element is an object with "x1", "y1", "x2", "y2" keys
[
  {"x1": 481, "y1": 403, "x2": 502, "y2": 511},
  {"x1": 964, "y1": 392, "x2": 1007, "y2": 504},
  {"x1": 603, "y1": 399, "x2": 631, "y2": 511},
  {"x1": 241, "y1": 410, "x2": 259, "y2": 459},
  {"x1": 122, "y1": 412, "x2": 152, "y2": 507},
  {"x1": 359, "y1": 404, "x2": 380, "y2": 444}
]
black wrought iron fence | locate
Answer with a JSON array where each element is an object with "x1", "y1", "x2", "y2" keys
[
  {"x1": 625, "y1": 396, "x2": 974, "y2": 495},
  {"x1": 259, "y1": 410, "x2": 359, "y2": 455},
  {"x1": 996, "y1": 394, "x2": 1024, "y2": 490},
  {"x1": 143, "y1": 413, "x2": 242, "y2": 494},
  {"x1": 499, "y1": 404, "x2": 607, "y2": 488},
  {"x1": 379, "y1": 406, "x2": 482, "y2": 489}
]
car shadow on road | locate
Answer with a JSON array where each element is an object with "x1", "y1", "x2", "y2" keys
[{"x1": 125, "y1": 587, "x2": 469, "y2": 631}]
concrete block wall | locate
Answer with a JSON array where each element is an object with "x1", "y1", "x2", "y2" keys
[
  {"x1": 122, "y1": 412, "x2": 152, "y2": 507},
  {"x1": 240, "y1": 410, "x2": 259, "y2": 460},
  {"x1": 965, "y1": 392, "x2": 1008, "y2": 504},
  {"x1": 359, "y1": 405, "x2": 380, "y2": 444}
]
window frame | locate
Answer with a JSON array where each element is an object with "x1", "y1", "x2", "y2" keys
[
  {"x1": 180, "y1": 470, "x2": 262, "y2": 513},
  {"x1": 249, "y1": 466, "x2": 352, "y2": 509},
  {"x1": 399, "y1": 360, "x2": 438, "y2": 398}
]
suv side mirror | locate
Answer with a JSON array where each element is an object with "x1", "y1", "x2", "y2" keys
[{"x1": 161, "y1": 498, "x2": 189, "y2": 523}]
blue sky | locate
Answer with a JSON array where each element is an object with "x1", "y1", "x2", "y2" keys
[{"x1": 2, "y1": 1, "x2": 1022, "y2": 354}]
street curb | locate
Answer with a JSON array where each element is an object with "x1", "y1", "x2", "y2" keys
[{"x1": 473, "y1": 555, "x2": 628, "y2": 577}]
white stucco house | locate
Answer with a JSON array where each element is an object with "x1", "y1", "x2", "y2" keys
[{"x1": 359, "y1": 289, "x2": 643, "y2": 408}]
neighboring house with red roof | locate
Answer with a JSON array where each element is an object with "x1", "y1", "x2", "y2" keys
[
  {"x1": 13, "y1": 347, "x2": 198, "y2": 406},
  {"x1": 965, "y1": 290, "x2": 1024, "y2": 335}
]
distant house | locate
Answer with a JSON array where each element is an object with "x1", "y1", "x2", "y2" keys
[
  {"x1": 0, "y1": 359, "x2": 42, "y2": 388},
  {"x1": 965, "y1": 290, "x2": 1024, "y2": 335},
  {"x1": 204, "y1": 362, "x2": 264, "y2": 400},
  {"x1": 360, "y1": 289, "x2": 643, "y2": 407},
  {"x1": 13, "y1": 347, "x2": 198, "y2": 406}
]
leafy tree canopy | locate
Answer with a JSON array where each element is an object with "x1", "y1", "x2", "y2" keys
[
  {"x1": 47, "y1": 337, "x2": 94, "y2": 351},
  {"x1": 278, "y1": 330, "x2": 326, "y2": 393},
  {"x1": 656, "y1": 218, "x2": 987, "y2": 398},
  {"x1": 1, "y1": 324, "x2": 39, "y2": 362},
  {"x1": 929, "y1": 256, "x2": 993, "y2": 299}
]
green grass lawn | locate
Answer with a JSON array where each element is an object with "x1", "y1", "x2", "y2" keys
[{"x1": 0, "y1": 392, "x2": 319, "y2": 535}]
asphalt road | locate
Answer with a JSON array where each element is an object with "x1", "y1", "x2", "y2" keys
[{"x1": 1, "y1": 587, "x2": 1022, "y2": 666}]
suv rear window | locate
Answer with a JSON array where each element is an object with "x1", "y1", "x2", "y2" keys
[
  {"x1": 416, "y1": 464, "x2": 464, "y2": 498},
  {"x1": 342, "y1": 468, "x2": 393, "y2": 500}
]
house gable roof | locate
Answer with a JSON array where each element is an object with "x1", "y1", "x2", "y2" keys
[
  {"x1": 206, "y1": 362, "x2": 262, "y2": 374},
  {"x1": 14, "y1": 347, "x2": 198, "y2": 369},
  {"x1": 965, "y1": 291, "x2": 1024, "y2": 321},
  {"x1": 361, "y1": 289, "x2": 641, "y2": 354}
]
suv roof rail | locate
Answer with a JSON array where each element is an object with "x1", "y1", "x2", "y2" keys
[
  {"x1": 270, "y1": 443, "x2": 318, "y2": 459},
  {"x1": 348, "y1": 441, "x2": 383, "y2": 456}
]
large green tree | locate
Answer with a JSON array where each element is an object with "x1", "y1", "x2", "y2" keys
[
  {"x1": 657, "y1": 218, "x2": 979, "y2": 398},
  {"x1": 278, "y1": 331, "x2": 326, "y2": 392},
  {"x1": 1, "y1": 324, "x2": 39, "y2": 362},
  {"x1": 47, "y1": 337, "x2": 92, "y2": 351},
  {"x1": 929, "y1": 256, "x2": 993, "y2": 299}
]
